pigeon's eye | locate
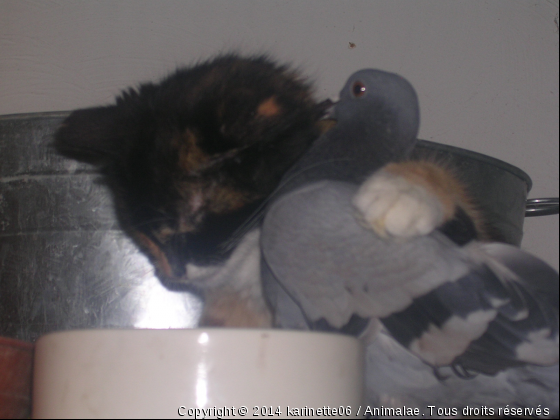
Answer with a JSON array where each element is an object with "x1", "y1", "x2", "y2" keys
[{"x1": 351, "y1": 81, "x2": 367, "y2": 97}]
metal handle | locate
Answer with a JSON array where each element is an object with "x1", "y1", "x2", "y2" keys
[{"x1": 525, "y1": 198, "x2": 559, "y2": 217}]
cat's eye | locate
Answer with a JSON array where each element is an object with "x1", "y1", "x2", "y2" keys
[{"x1": 351, "y1": 81, "x2": 367, "y2": 97}]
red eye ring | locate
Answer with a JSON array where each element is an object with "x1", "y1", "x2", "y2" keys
[{"x1": 351, "y1": 81, "x2": 366, "y2": 97}]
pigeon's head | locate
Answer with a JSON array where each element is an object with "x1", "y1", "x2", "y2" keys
[{"x1": 332, "y1": 69, "x2": 420, "y2": 157}]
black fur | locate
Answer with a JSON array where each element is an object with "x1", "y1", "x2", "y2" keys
[{"x1": 438, "y1": 206, "x2": 479, "y2": 245}]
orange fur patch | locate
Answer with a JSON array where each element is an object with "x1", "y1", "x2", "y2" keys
[
  {"x1": 384, "y1": 160, "x2": 485, "y2": 235},
  {"x1": 257, "y1": 96, "x2": 282, "y2": 117},
  {"x1": 134, "y1": 232, "x2": 174, "y2": 278},
  {"x1": 317, "y1": 118, "x2": 337, "y2": 134},
  {"x1": 207, "y1": 184, "x2": 257, "y2": 213},
  {"x1": 201, "y1": 290, "x2": 272, "y2": 328},
  {"x1": 176, "y1": 129, "x2": 210, "y2": 173},
  {"x1": 153, "y1": 226, "x2": 177, "y2": 243}
]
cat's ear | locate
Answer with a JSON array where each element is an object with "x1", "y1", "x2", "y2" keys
[{"x1": 54, "y1": 105, "x2": 122, "y2": 164}]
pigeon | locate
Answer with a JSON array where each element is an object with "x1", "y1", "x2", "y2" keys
[{"x1": 260, "y1": 69, "x2": 559, "y2": 414}]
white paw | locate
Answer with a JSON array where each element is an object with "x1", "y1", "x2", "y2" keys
[{"x1": 352, "y1": 170, "x2": 445, "y2": 238}]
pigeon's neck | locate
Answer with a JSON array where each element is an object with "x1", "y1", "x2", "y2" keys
[
  {"x1": 324, "y1": 122, "x2": 414, "y2": 178},
  {"x1": 272, "y1": 100, "x2": 418, "y2": 197},
  {"x1": 274, "y1": 125, "x2": 415, "y2": 199}
]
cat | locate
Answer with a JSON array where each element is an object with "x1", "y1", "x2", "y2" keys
[{"x1": 55, "y1": 53, "x2": 489, "y2": 328}]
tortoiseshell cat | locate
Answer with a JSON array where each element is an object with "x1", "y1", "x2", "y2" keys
[
  {"x1": 55, "y1": 54, "x2": 489, "y2": 328},
  {"x1": 55, "y1": 54, "x2": 327, "y2": 326}
]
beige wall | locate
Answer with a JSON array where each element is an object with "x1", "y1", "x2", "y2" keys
[{"x1": 1, "y1": 0, "x2": 558, "y2": 269}]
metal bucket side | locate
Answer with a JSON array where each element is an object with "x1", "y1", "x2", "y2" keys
[{"x1": 0, "y1": 113, "x2": 201, "y2": 342}]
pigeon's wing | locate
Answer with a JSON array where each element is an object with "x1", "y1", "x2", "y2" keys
[
  {"x1": 261, "y1": 180, "x2": 559, "y2": 373},
  {"x1": 448, "y1": 242, "x2": 559, "y2": 374},
  {"x1": 381, "y1": 243, "x2": 559, "y2": 374},
  {"x1": 261, "y1": 180, "x2": 471, "y2": 333}
]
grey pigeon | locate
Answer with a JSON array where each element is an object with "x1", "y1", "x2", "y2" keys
[{"x1": 260, "y1": 69, "x2": 559, "y2": 415}]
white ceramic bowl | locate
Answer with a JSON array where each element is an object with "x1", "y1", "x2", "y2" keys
[{"x1": 33, "y1": 329, "x2": 364, "y2": 418}]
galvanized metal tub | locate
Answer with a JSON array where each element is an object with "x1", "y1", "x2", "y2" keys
[
  {"x1": 0, "y1": 112, "x2": 202, "y2": 342},
  {"x1": 0, "y1": 112, "x2": 556, "y2": 342}
]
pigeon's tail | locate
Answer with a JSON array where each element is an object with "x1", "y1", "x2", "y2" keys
[
  {"x1": 382, "y1": 241, "x2": 559, "y2": 377},
  {"x1": 452, "y1": 243, "x2": 559, "y2": 375}
]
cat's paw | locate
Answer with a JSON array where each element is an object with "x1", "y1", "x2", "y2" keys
[{"x1": 352, "y1": 165, "x2": 448, "y2": 239}]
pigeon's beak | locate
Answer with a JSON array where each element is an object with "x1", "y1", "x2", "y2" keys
[
  {"x1": 315, "y1": 98, "x2": 338, "y2": 134},
  {"x1": 316, "y1": 98, "x2": 338, "y2": 120}
]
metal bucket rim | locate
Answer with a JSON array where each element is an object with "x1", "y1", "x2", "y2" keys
[
  {"x1": 0, "y1": 112, "x2": 533, "y2": 193},
  {"x1": 0, "y1": 111, "x2": 71, "y2": 122}
]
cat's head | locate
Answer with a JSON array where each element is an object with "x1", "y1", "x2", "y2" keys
[{"x1": 55, "y1": 54, "x2": 325, "y2": 284}]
